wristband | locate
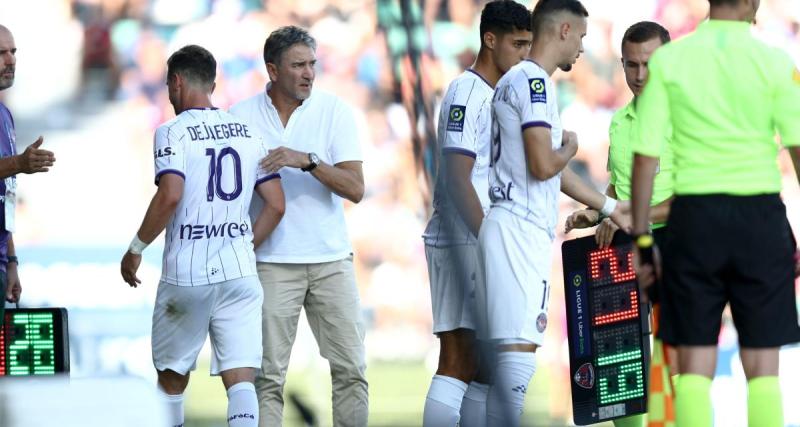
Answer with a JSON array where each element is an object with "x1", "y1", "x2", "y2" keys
[
  {"x1": 7, "y1": 255, "x2": 18, "y2": 265},
  {"x1": 129, "y1": 234, "x2": 148, "y2": 255},
  {"x1": 600, "y1": 196, "x2": 617, "y2": 217}
]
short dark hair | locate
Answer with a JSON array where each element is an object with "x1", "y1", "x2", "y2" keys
[
  {"x1": 167, "y1": 45, "x2": 216, "y2": 88},
  {"x1": 621, "y1": 21, "x2": 670, "y2": 51},
  {"x1": 263, "y1": 25, "x2": 316, "y2": 66},
  {"x1": 479, "y1": 0, "x2": 532, "y2": 45},
  {"x1": 531, "y1": 0, "x2": 589, "y2": 37}
]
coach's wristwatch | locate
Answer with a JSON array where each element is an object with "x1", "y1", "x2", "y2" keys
[
  {"x1": 634, "y1": 233, "x2": 654, "y2": 249},
  {"x1": 302, "y1": 152, "x2": 320, "y2": 172}
]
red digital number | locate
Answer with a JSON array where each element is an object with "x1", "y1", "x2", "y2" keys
[
  {"x1": 592, "y1": 290, "x2": 640, "y2": 326},
  {"x1": 589, "y1": 247, "x2": 636, "y2": 284}
]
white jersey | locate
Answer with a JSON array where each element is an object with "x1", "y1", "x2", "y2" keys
[
  {"x1": 423, "y1": 70, "x2": 494, "y2": 247},
  {"x1": 489, "y1": 60, "x2": 563, "y2": 237},
  {"x1": 154, "y1": 108, "x2": 278, "y2": 286}
]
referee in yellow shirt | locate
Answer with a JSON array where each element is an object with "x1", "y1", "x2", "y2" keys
[{"x1": 630, "y1": 1, "x2": 800, "y2": 426}]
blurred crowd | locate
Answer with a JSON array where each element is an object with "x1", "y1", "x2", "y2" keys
[{"x1": 1, "y1": 0, "x2": 799, "y2": 423}]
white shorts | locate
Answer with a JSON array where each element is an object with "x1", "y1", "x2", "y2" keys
[
  {"x1": 151, "y1": 275, "x2": 263, "y2": 376},
  {"x1": 425, "y1": 244, "x2": 479, "y2": 334},
  {"x1": 477, "y1": 207, "x2": 553, "y2": 345}
]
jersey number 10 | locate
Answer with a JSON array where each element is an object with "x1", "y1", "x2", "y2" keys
[{"x1": 206, "y1": 147, "x2": 243, "y2": 202}]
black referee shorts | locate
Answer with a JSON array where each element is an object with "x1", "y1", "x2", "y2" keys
[{"x1": 657, "y1": 194, "x2": 800, "y2": 348}]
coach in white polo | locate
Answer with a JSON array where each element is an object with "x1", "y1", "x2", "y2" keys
[{"x1": 230, "y1": 26, "x2": 367, "y2": 427}]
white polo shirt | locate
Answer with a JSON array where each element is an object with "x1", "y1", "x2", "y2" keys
[{"x1": 230, "y1": 85, "x2": 362, "y2": 263}]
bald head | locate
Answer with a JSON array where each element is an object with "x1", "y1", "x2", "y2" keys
[{"x1": 0, "y1": 25, "x2": 16, "y2": 91}]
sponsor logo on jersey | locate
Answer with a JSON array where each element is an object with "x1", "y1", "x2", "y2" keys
[
  {"x1": 574, "y1": 363, "x2": 595, "y2": 389},
  {"x1": 155, "y1": 147, "x2": 174, "y2": 158},
  {"x1": 446, "y1": 105, "x2": 466, "y2": 132},
  {"x1": 529, "y1": 78, "x2": 547, "y2": 103},
  {"x1": 179, "y1": 222, "x2": 249, "y2": 240}
]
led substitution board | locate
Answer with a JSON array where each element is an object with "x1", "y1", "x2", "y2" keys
[
  {"x1": 562, "y1": 234, "x2": 649, "y2": 425},
  {"x1": 0, "y1": 308, "x2": 69, "y2": 376}
]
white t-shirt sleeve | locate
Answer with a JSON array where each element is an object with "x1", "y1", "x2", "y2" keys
[
  {"x1": 441, "y1": 85, "x2": 482, "y2": 159},
  {"x1": 153, "y1": 123, "x2": 186, "y2": 185},
  {"x1": 255, "y1": 137, "x2": 280, "y2": 185},
  {"x1": 328, "y1": 101, "x2": 362, "y2": 164},
  {"x1": 518, "y1": 71, "x2": 551, "y2": 131}
]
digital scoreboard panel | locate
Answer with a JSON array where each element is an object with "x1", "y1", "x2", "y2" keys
[
  {"x1": 0, "y1": 308, "x2": 69, "y2": 376},
  {"x1": 562, "y1": 234, "x2": 649, "y2": 425}
]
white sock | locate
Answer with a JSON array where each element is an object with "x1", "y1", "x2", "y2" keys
[
  {"x1": 162, "y1": 392, "x2": 185, "y2": 427},
  {"x1": 460, "y1": 381, "x2": 489, "y2": 427},
  {"x1": 226, "y1": 382, "x2": 259, "y2": 427},
  {"x1": 486, "y1": 352, "x2": 537, "y2": 427},
  {"x1": 423, "y1": 374, "x2": 468, "y2": 427}
]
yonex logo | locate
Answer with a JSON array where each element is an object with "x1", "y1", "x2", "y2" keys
[
  {"x1": 529, "y1": 78, "x2": 547, "y2": 103},
  {"x1": 179, "y1": 222, "x2": 249, "y2": 240},
  {"x1": 512, "y1": 385, "x2": 528, "y2": 394},
  {"x1": 447, "y1": 105, "x2": 466, "y2": 132}
]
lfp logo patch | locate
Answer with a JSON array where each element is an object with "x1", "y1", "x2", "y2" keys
[
  {"x1": 447, "y1": 105, "x2": 466, "y2": 132},
  {"x1": 529, "y1": 78, "x2": 546, "y2": 103}
]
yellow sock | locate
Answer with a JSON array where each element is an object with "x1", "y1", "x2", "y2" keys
[
  {"x1": 747, "y1": 376, "x2": 782, "y2": 427},
  {"x1": 675, "y1": 374, "x2": 712, "y2": 427}
]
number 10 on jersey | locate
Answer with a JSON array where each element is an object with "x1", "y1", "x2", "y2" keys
[{"x1": 206, "y1": 147, "x2": 243, "y2": 202}]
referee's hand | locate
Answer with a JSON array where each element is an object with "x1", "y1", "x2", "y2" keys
[
  {"x1": 120, "y1": 251, "x2": 142, "y2": 288},
  {"x1": 633, "y1": 244, "x2": 661, "y2": 305}
]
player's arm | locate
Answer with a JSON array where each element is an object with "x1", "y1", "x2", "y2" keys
[
  {"x1": 0, "y1": 136, "x2": 55, "y2": 178},
  {"x1": 252, "y1": 177, "x2": 285, "y2": 248},
  {"x1": 445, "y1": 153, "x2": 483, "y2": 237},
  {"x1": 560, "y1": 167, "x2": 630, "y2": 233},
  {"x1": 134, "y1": 174, "x2": 184, "y2": 244},
  {"x1": 524, "y1": 127, "x2": 577, "y2": 180},
  {"x1": 4, "y1": 234, "x2": 20, "y2": 303}
]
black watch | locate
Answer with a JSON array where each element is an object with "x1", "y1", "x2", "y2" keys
[{"x1": 301, "y1": 152, "x2": 320, "y2": 172}]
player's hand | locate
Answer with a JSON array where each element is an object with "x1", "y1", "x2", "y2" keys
[
  {"x1": 595, "y1": 218, "x2": 619, "y2": 248},
  {"x1": 633, "y1": 243, "x2": 662, "y2": 305},
  {"x1": 561, "y1": 130, "x2": 579, "y2": 158},
  {"x1": 17, "y1": 136, "x2": 55, "y2": 174},
  {"x1": 5, "y1": 262, "x2": 21, "y2": 303},
  {"x1": 608, "y1": 200, "x2": 632, "y2": 234},
  {"x1": 260, "y1": 147, "x2": 311, "y2": 173},
  {"x1": 120, "y1": 251, "x2": 142, "y2": 288},
  {"x1": 565, "y1": 209, "x2": 599, "y2": 233}
]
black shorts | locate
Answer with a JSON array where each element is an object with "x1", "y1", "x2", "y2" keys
[
  {"x1": 657, "y1": 194, "x2": 800, "y2": 348},
  {"x1": 649, "y1": 226, "x2": 669, "y2": 304}
]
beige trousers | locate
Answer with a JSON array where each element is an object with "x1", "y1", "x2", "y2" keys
[{"x1": 256, "y1": 257, "x2": 368, "y2": 427}]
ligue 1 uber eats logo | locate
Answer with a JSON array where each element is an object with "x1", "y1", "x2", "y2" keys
[
  {"x1": 447, "y1": 105, "x2": 466, "y2": 132},
  {"x1": 529, "y1": 78, "x2": 546, "y2": 103}
]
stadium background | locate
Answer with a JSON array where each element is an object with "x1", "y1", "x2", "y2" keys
[{"x1": 1, "y1": 0, "x2": 799, "y2": 425}]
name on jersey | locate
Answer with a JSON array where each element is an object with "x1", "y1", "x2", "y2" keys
[
  {"x1": 446, "y1": 105, "x2": 466, "y2": 132},
  {"x1": 529, "y1": 78, "x2": 546, "y2": 103},
  {"x1": 489, "y1": 182, "x2": 514, "y2": 202},
  {"x1": 187, "y1": 123, "x2": 251, "y2": 142},
  {"x1": 180, "y1": 222, "x2": 249, "y2": 240}
]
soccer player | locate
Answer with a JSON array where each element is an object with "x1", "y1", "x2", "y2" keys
[
  {"x1": 421, "y1": 2, "x2": 531, "y2": 426},
  {"x1": 0, "y1": 24, "x2": 56, "y2": 321},
  {"x1": 629, "y1": 1, "x2": 800, "y2": 426},
  {"x1": 119, "y1": 45, "x2": 285, "y2": 427},
  {"x1": 478, "y1": 1, "x2": 629, "y2": 425},
  {"x1": 565, "y1": 21, "x2": 675, "y2": 427}
]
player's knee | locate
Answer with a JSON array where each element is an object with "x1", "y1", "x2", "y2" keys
[{"x1": 158, "y1": 370, "x2": 189, "y2": 395}]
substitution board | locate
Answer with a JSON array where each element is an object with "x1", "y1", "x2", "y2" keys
[
  {"x1": 0, "y1": 308, "x2": 69, "y2": 376},
  {"x1": 562, "y1": 234, "x2": 650, "y2": 425}
]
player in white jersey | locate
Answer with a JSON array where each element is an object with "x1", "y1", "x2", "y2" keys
[
  {"x1": 477, "y1": 1, "x2": 630, "y2": 425},
  {"x1": 422, "y1": 4, "x2": 532, "y2": 426},
  {"x1": 120, "y1": 45, "x2": 285, "y2": 427}
]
